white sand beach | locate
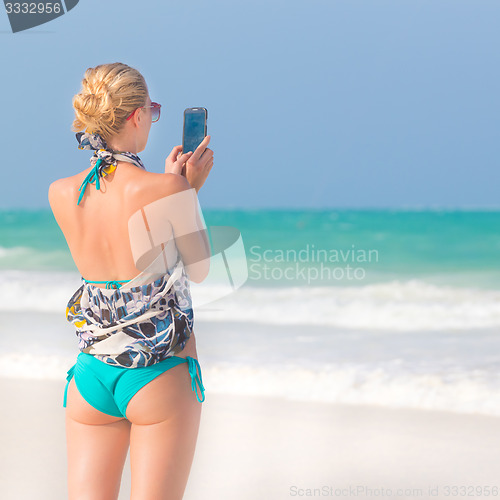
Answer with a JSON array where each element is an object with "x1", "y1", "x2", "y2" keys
[{"x1": 1, "y1": 377, "x2": 499, "y2": 500}]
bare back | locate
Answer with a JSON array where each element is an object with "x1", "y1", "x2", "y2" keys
[
  {"x1": 49, "y1": 161, "x2": 187, "y2": 287},
  {"x1": 50, "y1": 161, "x2": 200, "y2": 357}
]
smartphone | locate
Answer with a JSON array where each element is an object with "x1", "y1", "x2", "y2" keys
[{"x1": 182, "y1": 107, "x2": 208, "y2": 155}]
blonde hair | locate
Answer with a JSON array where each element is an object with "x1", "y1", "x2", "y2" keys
[{"x1": 71, "y1": 62, "x2": 148, "y2": 143}]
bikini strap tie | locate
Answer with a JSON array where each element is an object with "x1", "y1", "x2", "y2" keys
[
  {"x1": 104, "y1": 280, "x2": 126, "y2": 290},
  {"x1": 75, "y1": 131, "x2": 147, "y2": 206},
  {"x1": 186, "y1": 356, "x2": 206, "y2": 403},
  {"x1": 63, "y1": 363, "x2": 76, "y2": 407}
]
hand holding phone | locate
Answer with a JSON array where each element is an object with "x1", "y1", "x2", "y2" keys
[
  {"x1": 183, "y1": 135, "x2": 214, "y2": 193},
  {"x1": 164, "y1": 107, "x2": 213, "y2": 192},
  {"x1": 164, "y1": 136, "x2": 213, "y2": 192},
  {"x1": 182, "y1": 107, "x2": 208, "y2": 154},
  {"x1": 164, "y1": 146, "x2": 191, "y2": 175}
]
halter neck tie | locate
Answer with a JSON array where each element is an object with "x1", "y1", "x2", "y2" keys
[{"x1": 75, "y1": 131, "x2": 147, "y2": 205}]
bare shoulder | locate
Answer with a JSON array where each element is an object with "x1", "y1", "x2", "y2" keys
[
  {"x1": 48, "y1": 176, "x2": 78, "y2": 230},
  {"x1": 127, "y1": 172, "x2": 194, "y2": 210},
  {"x1": 48, "y1": 177, "x2": 72, "y2": 211}
]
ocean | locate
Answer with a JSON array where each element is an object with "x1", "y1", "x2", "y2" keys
[{"x1": 1, "y1": 207, "x2": 500, "y2": 416}]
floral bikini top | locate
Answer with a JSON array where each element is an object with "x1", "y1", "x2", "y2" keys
[
  {"x1": 66, "y1": 260, "x2": 194, "y2": 369},
  {"x1": 66, "y1": 131, "x2": 195, "y2": 369}
]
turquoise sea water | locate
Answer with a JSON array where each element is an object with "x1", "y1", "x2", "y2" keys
[
  {"x1": 1, "y1": 208, "x2": 499, "y2": 288},
  {"x1": 1, "y1": 208, "x2": 500, "y2": 415}
]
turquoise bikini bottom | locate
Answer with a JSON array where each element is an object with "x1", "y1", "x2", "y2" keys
[{"x1": 63, "y1": 352, "x2": 205, "y2": 418}]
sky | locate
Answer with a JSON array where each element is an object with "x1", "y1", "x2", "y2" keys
[{"x1": 0, "y1": 0, "x2": 498, "y2": 210}]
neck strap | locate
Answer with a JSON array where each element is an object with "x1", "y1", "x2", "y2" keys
[{"x1": 75, "y1": 131, "x2": 147, "y2": 205}]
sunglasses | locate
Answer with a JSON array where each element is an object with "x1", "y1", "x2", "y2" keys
[{"x1": 126, "y1": 101, "x2": 161, "y2": 123}]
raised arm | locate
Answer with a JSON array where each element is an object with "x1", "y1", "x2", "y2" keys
[{"x1": 128, "y1": 174, "x2": 211, "y2": 283}]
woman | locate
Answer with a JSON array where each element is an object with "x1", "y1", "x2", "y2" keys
[{"x1": 48, "y1": 62, "x2": 213, "y2": 500}]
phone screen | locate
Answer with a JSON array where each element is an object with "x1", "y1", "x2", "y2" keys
[{"x1": 183, "y1": 108, "x2": 207, "y2": 154}]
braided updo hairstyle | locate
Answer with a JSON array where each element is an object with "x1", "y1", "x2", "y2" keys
[{"x1": 72, "y1": 62, "x2": 148, "y2": 143}]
